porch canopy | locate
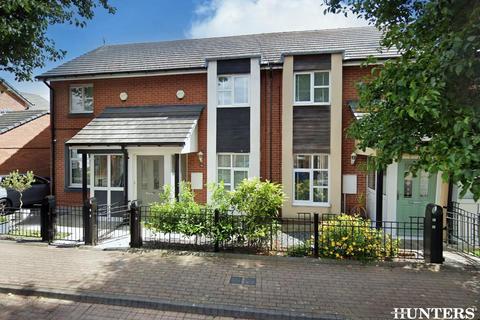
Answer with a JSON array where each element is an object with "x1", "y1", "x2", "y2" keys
[{"x1": 66, "y1": 105, "x2": 204, "y2": 148}]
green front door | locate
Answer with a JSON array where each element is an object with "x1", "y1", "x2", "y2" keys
[{"x1": 397, "y1": 160, "x2": 437, "y2": 222}]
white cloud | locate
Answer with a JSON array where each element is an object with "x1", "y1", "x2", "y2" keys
[{"x1": 188, "y1": 0, "x2": 368, "y2": 38}]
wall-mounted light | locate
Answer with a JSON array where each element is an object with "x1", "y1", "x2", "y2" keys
[
  {"x1": 176, "y1": 89, "x2": 185, "y2": 100},
  {"x1": 197, "y1": 151, "x2": 204, "y2": 167},
  {"x1": 350, "y1": 152, "x2": 357, "y2": 165}
]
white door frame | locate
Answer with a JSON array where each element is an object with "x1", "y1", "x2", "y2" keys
[{"x1": 89, "y1": 154, "x2": 125, "y2": 209}]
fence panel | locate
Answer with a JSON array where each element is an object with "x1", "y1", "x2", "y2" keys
[
  {"x1": 446, "y1": 202, "x2": 479, "y2": 257},
  {"x1": 97, "y1": 203, "x2": 130, "y2": 243},
  {"x1": 53, "y1": 206, "x2": 85, "y2": 242}
]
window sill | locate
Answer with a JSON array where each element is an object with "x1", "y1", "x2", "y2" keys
[
  {"x1": 64, "y1": 186, "x2": 90, "y2": 192},
  {"x1": 217, "y1": 105, "x2": 250, "y2": 108},
  {"x1": 293, "y1": 103, "x2": 330, "y2": 107},
  {"x1": 292, "y1": 202, "x2": 331, "y2": 208},
  {"x1": 68, "y1": 112, "x2": 94, "y2": 118}
]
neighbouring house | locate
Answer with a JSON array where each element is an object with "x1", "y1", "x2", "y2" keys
[
  {"x1": 0, "y1": 78, "x2": 51, "y2": 178},
  {"x1": 37, "y1": 26, "x2": 462, "y2": 220}
]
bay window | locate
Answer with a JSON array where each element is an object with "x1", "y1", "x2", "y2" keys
[
  {"x1": 217, "y1": 153, "x2": 249, "y2": 190},
  {"x1": 294, "y1": 71, "x2": 330, "y2": 105},
  {"x1": 293, "y1": 154, "x2": 329, "y2": 205},
  {"x1": 217, "y1": 75, "x2": 249, "y2": 107}
]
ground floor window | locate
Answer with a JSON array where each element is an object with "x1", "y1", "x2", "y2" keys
[
  {"x1": 293, "y1": 154, "x2": 329, "y2": 205},
  {"x1": 68, "y1": 148, "x2": 89, "y2": 188},
  {"x1": 217, "y1": 153, "x2": 249, "y2": 191}
]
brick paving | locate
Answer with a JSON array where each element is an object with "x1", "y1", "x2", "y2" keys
[
  {"x1": 0, "y1": 241, "x2": 478, "y2": 320},
  {"x1": 0, "y1": 293, "x2": 243, "y2": 320}
]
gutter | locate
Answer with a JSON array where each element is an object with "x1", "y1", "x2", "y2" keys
[{"x1": 43, "y1": 81, "x2": 55, "y2": 196}]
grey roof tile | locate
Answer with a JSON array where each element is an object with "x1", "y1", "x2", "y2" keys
[
  {"x1": 67, "y1": 105, "x2": 204, "y2": 145},
  {"x1": 21, "y1": 93, "x2": 50, "y2": 110},
  {"x1": 0, "y1": 110, "x2": 49, "y2": 134},
  {"x1": 38, "y1": 27, "x2": 398, "y2": 79}
]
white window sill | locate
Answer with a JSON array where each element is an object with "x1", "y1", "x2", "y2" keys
[
  {"x1": 217, "y1": 105, "x2": 250, "y2": 108},
  {"x1": 293, "y1": 103, "x2": 330, "y2": 107},
  {"x1": 292, "y1": 202, "x2": 331, "y2": 208}
]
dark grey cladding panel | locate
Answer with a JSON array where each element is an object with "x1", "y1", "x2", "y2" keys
[
  {"x1": 217, "y1": 107, "x2": 250, "y2": 153},
  {"x1": 217, "y1": 58, "x2": 251, "y2": 75},
  {"x1": 293, "y1": 106, "x2": 330, "y2": 154},
  {"x1": 293, "y1": 54, "x2": 331, "y2": 71}
]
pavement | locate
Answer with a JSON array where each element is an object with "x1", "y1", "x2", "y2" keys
[{"x1": 0, "y1": 240, "x2": 478, "y2": 320}]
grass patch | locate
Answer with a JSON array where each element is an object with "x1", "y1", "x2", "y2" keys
[{"x1": 7, "y1": 229, "x2": 70, "y2": 239}]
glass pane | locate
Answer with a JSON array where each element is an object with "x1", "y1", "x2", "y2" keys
[
  {"x1": 110, "y1": 155, "x2": 124, "y2": 187},
  {"x1": 217, "y1": 154, "x2": 231, "y2": 167},
  {"x1": 313, "y1": 155, "x2": 328, "y2": 169},
  {"x1": 419, "y1": 171, "x2": 429, "y2": 197},
  {"x1": 404, "y1": 172, "x2": 413, "y2": 198},
  {"x1": 234, "y1": 170, "x2": 248, "y2": 189},
  {"x1": 94, "y1": 155, "x2": 108, "y2": 187},
  {"x1": 367, "y1": 170, "x2": 376, "y2": 190},
  {"x1": 217, "y1": 76, "x2": 232, "y2": 89},
  {"x1": 295, "y1": 74, "x2": 311, "y2": 102},
  {"x1": 314, "y1": 72, "x2": 329, "y2": 86},
  {"x1": 71, "y1": 158, "x2": 82, "y2": 185},
  {"x1": 313, "y1": 188, "x2": 328, "y2": 203},
  {"x1": 233, "y1": 154, "x2": 249, "y2": 168},
  {"x1": 313, "y1": 171, "x2": 328, "y2": 187},
  {"x1": 218, "y1": 91, "x2": 232, "y2": 106},
  {"x1": 153, "y1": 160, "x2": 160, "y2": 190},
  {"x1": 294, "y1": 154, "x2": 310, "y2": 168},
  {"x1": 218, "y1": 169, "x2": 231, "y2": 184},
  {"x1": 70, "y1": 87, "x2": 84, "y2": 112},
  {"x1": 84, "y1": 98, "x2": 93, "y2": 112},
  {"x1": 234, "y1": 76, "x2": 248, "y2": 104},
  {"x1": 294, "y1": 171, "x2": 310, "y2": 201},
  {"x1": 314, "y1": 87, "x2": 329, "y2": 103}
]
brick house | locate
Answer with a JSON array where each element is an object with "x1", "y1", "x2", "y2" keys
[
  {"x1": 37, "y1": 26, "x2": 403, "y2": 218},
  {"x1": 0, "y1": 77, "x2": 51, "y2": 178}
]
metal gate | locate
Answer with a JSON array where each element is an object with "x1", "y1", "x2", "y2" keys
[
  {"x1": 96, "y1": 202, "x2": 130, "y2": 244},
  {"x1": 445, "y1": 202, "x2": 480, "y2": 257}
]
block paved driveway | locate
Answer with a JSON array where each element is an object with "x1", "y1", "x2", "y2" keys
[
  {"x1": 0, "y1": 293, "x2": 243, "y2": 320},
  {"x1": 0, "y1": 241, "x2": 478, "y2": 320}
]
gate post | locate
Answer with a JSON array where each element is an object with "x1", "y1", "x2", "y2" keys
[
  {"x1": 424, "y1": 203, "x2": 444, "y2": 264},
  {"x1": 84, "y1": 198, "x2": 98, "y2": 245},
  {"x1": 41, "y1": 196, "x2": 56, "y2": 243},
  {"x1": 313, "y1": 213, "x2": 319, "y2": 258},
  {"x1": 130, "y1": 202, "x2": 142, "y2": 248},
  {"x1": 214, "y1": 210, "x2": 220, "y2": 252}
]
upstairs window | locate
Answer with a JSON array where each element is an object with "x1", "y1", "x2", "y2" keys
[
  {"x1": 217, "y1": 75, "x2": 249, "y2": 107},
  {"x1": 294, "y1": 71, "x2": 330, "y2": 105},
  {"x1": 70, "y1": 84, "x2": 93, "y2": 113}
]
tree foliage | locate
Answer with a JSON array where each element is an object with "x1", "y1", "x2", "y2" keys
[
  {"x1": 325, "y1": 0, "x2": 480, "y2": 199},
  {"x1": 0, "y1": 0, "x2": 115, "y2": 81},
  {"x1": 0, "y1": 170, "x2": 35, "y2": 208}
]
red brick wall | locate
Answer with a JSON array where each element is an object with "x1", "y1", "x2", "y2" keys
[
  {"x1": 342, "y1": 66, "x2": 373, "y2": 214},
  {"x1": 260, "y1": 69, "x2": 282, "y2": 184},
  {"x1": 0, "y1": 83, "x2": 28, "y2": 111},
  {"x1": 0, "y1": 115, "x2": 51, "y2": 177},
  {"x1": 52, "y1": 74, "x2": 208, "y2": 205}
]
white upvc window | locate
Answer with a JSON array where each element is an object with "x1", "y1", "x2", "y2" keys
[
  {"x1": 70, "y1": 84, "x2": 93, "y2": 113},
  {"x1": 217, "y1": 75, "x2": 249, "y2": 107},
  {"x1": 217, "y1": 153, "x2": 249, "y2": 191},
  {"x1": 294, "y1": 71, "x2": 330, "y2": 105},
  {"x1": 69, "y1": 148, "x2": 89, "y2": 188},
  {"x1": 293, "y1": 154, "x2": 330, "y2": 206}
]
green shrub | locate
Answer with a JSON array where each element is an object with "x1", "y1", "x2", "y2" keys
[
  {"x1": 286, "y1": 240, "x2": 312, "y2": 257},
  {"x1": 318, "y1": 214, "x2": 399, "y2": 261}
]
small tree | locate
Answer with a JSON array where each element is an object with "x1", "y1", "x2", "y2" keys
[{"x1": 0, "y1": 170, "x2": 35, "y2": 208}]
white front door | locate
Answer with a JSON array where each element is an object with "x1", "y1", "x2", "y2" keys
[
  {"x1": 136, "y1": 155, "x2": 164, "y2": 205},
  {"x1": 90, "y1": 154, "x2": 125, "y2": 208}
]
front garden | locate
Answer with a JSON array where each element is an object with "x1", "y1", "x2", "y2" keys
[{"x1": 141, "y1": 179, "x2": 405, "y2": 262}]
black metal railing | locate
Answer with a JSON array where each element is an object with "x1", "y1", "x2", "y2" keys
[
  {"x1": 138, "y1": 206, "x2": 425, "y2": 260},
  {"x1": 446, "y1": 202, "x2": 479, "y2": 257},
  {"x1": 54, "y1": 206, "x2": 85, "y2": 242},
  {"x1": 97, "y1": 203, "x2": 130, "y2": 242},
  {"x1": 0, "y1": 207, "x2": 42, "y2": 239}
]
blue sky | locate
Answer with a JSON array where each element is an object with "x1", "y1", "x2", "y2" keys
[{"x1": 0, "y1": 0, "x2": 367, "y2": 100}]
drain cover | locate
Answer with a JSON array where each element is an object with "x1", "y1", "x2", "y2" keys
[{"x1": 229, "y1": 276, "x2": 256, "y2": 286}]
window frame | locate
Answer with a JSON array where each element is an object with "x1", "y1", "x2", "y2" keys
[
  {"x1": 217, "y1": 74, "x2": 250, "y2": 108},
  {"x1": 217, "y1": 153, "x2": 250, "y2": 191},
  {"x1": 292, "y1": 154, "x2": 330, "y2": 207},
  {"x1": 69, "y1": 84, "x2": 94, "y2": 114},
  {"x1": 293, "y1": 71, "x2": 331, "y2": 106},
  {"x1": 68, "y1": 148, "x2": 90, "y2": 188}
]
